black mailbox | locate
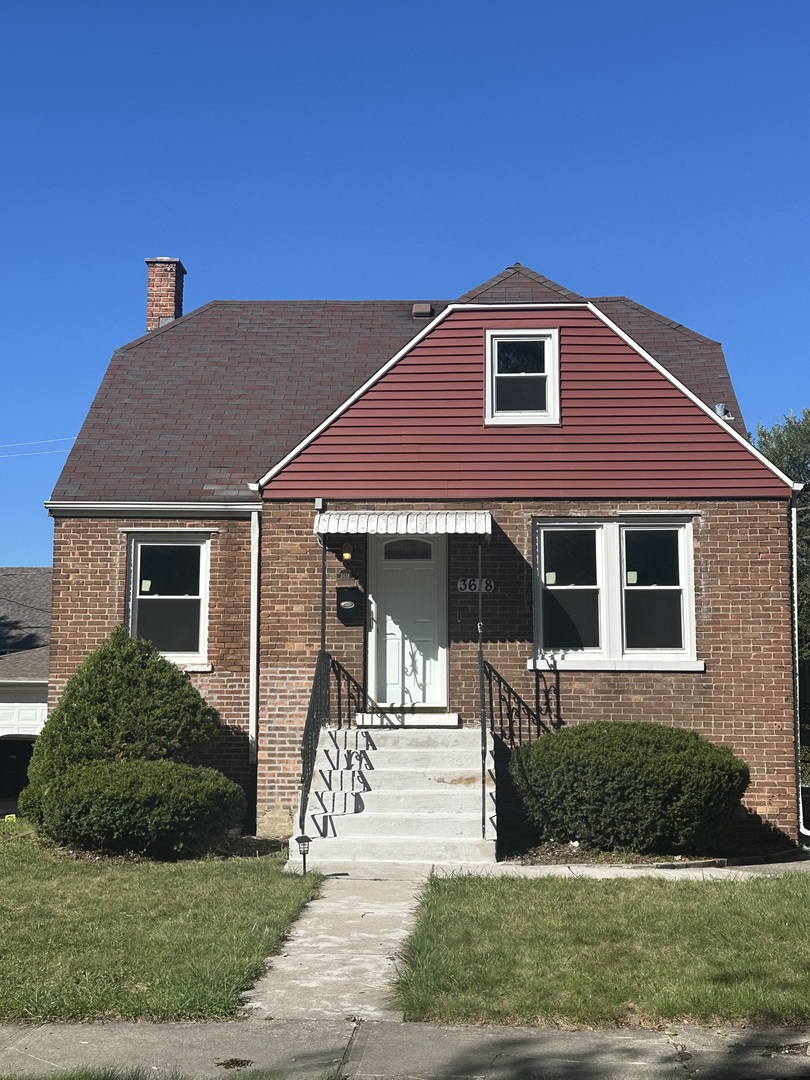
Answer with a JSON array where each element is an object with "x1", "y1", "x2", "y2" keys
[{"x1": 336, "y1": 586, "x2": 366, "y2": 626}]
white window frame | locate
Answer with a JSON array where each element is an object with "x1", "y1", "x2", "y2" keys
[
  {"x1": 531, "y1": 517, "x2": 702, "y2": 672},
  {"x1": 128, "y1": 532, "x2": 211, "y2": 668},
  {"x1": 485, "y1": 328, "x2": 560, "y2": 425}
]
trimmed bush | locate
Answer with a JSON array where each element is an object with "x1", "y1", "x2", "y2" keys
[
  {"x1": 35, "y1": 758, "x2": 246, "y2": 858},
  {"x1": 510, "y1": 721, "x2": 750, "y2": 854},
  {"x1": 22, "y1": 626, "x2": 219, "y2": 822}
]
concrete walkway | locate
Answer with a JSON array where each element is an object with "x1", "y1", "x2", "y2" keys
[
  {"x1": 4, "y1": 856, "x2": 810, "y2": 1078},
  {"x1": 244, "y1": 870, "x2": 422, "y2": 1021}
]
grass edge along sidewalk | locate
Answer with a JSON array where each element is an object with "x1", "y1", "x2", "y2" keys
[
  {"x1": 0, "y1": 822, "x2": 319, "y2": 1022},
  {"x1": 394, "y1": 872, "x2": 810, "y2": 1028}
]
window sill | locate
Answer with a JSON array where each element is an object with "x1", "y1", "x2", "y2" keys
[
  {"x1": 181, "y1": 663, "x2": 213, "y2": 673},
  {"x1": 485, "y1": 414, "x2": 561, "y2": 426},
  {"x1": 527, "y1": 657, "x2": 705, "y2": 673}
]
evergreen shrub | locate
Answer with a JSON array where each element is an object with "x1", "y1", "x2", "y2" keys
[
  {"x1": 22, "y1": 625, "x2": 219, "y2": 823},
  {"x1": 510, "y1": 721, "x2": 750, "y2": 854},
  {"x1": 36, "y1": 758, "x2": 246, "y2": 858}
]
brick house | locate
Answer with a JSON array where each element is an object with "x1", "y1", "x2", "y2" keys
[{"x1": 46, "y1": 260, "x2": 803, "y2": 861}]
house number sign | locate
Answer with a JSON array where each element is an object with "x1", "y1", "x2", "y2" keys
[{"x1": 457, "y1": 577, "x2": 495, "y2": 593}]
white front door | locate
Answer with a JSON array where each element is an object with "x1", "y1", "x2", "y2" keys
[{"x1": 369, "y1": 535, "x2": 447, "y2": 709}]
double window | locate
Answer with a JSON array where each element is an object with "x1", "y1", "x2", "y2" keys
[
  {"x1": 485, "y1": 329, "x2": 560, "y2": 425},
  {"x1": 533, "y1": 519, "x2": 701, "y2": 670},
  {"x1": 128, "y1": 534, "x2": 210, "y2": 665}
]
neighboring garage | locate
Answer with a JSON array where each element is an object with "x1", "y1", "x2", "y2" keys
[{"x1": 0, "y1": 567, "x2": 51, "y2": 807}]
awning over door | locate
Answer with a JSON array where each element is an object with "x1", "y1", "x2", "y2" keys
[{"x1": 314, "y1": 510, "x2": 492, "y2": 536}]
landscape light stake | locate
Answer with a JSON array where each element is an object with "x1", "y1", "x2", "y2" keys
[{"x1": 295, "y1": 834, "x2": 311, "y2": 875}]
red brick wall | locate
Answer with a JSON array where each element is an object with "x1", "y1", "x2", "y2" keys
[
  {"x1": 49, "y1": 516, "x2": 254, "y2": 792},
  {"x1": 256, "y1": 498, "x2": 798, "y2": 840},
  {"x1": 145, "y1": 258, "x2": 185, "y2": 332},
  {"x1": 49, "y1": 498, "x2": 799, "y2": 843}
]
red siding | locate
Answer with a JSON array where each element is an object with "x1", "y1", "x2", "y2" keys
[{"x1": 263, "y1": 308, "x2": 790, "y2": 500}]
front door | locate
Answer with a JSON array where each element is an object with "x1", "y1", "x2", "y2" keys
[{"x1": 368, "y1": 535, "x2": 447, "y2": 710}]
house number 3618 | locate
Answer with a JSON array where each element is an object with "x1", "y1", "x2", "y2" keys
[{"x1": 457, "y1": 578, "x2": 495, "y2": 593}]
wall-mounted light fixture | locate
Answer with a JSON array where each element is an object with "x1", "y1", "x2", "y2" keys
[{"x1": 341, "y1": 541, "x2": 353, "y2": 562}]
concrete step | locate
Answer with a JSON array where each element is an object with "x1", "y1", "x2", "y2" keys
[
  {"x1": 288, "y1": 835, "x2": 496, "y2": 865},
  {"x1": 310, "y1": 788, "x2": 485, "y2": 816},
  {"x1": 314, "y1": 746, "x2": 491, "y2": 771},
  {"x1": 356, "y1": 711, "x2": 460, "y2": 728},
  {"x1": 313, "y1": 766, "x2": 493, "y2": 793},
  {"x1": 308, "y1": 809, "x2": 486, "y2": 839},
  {"x1": 319, "y1": 727, "x2": 485, "y2": 750}
]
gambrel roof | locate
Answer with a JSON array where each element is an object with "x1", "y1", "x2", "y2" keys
[{"x1": 51, "y1": 265, "x2": 749, "y2": 505}]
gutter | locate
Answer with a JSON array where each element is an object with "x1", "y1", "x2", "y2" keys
[
  {"x1": 46, "y1": 500, "x2": 258, "y2": 518},
  {"x1": 793, "y1": 492, "x2": 809, "y2": 841}
]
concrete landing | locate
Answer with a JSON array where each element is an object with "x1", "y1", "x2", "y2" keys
[{"x1": 243, "y1": 870, "x2": 423, "y2": 1021}]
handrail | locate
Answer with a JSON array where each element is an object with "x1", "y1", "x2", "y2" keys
[
  {"x1": 298, "y1": 650, "x2": 332, "y2": 835},
  {"x1": 330, "y1": 657, "x2": 367, "y2": 727},
  {"x1": 483, "y1": 660, "x2": 557, "y2": 749}
]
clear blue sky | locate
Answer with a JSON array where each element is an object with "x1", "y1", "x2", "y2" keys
[{"x1": 1, "y1": 1, "x2": 808, "y2": 566}]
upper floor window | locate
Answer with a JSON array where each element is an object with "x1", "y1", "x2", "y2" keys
[
  {"x1": 128, "y1": 534, "x2": 210, "y2": 666},
  {"x1": 485, "y1": 328, "x2": 560, "y2": 425}
]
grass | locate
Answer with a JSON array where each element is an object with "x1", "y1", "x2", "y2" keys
[
  {"x1": 0, "y1": 820, "x2": 318, "y2": 1022},
  {"x1": 395, "y1": 873, "x2": 810, "y2": 1027}
]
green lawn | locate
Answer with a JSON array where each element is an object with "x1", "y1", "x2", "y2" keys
[
  {"x1": 0, "y1": 821, "x2": 318, "y2": 1022},
  {"x1": 395, "y1": 873, "x2": 810, "y2": 1027}
]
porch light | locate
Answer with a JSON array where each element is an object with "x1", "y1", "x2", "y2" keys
[
  {"x1": 341, "y1": 541, "x2": 353, "y2": 562},
  {"x1": 295, "y1": 834, "x2": 311, "y2": 875}
]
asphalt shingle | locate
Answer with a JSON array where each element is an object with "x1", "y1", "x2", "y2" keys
[{"x1": 51, "y1": 266, "x2": 746, "y2": 504}]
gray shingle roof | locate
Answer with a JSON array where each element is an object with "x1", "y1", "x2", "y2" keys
[
  {"x1": 0, "y1": 645, "x2": 49, "y2": 681},
  {"x1": 0, "y1": 568, "x2": 51, "y2": 651},
  {"x1": 52, "y1": 266, "x2": 746, "y2": 504}
]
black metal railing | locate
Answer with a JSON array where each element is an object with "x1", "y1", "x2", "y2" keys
[
  {"x1": 298, "y1": 650, "x2": 332, "y2": 835},
  {"x1": 482, "y1": 660, "x2": 559, "y2": 749},
  {"x1": 330, "y1": 658, "x2": 368, "y2": 727}
]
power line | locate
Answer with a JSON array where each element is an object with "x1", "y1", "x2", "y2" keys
[
  {"x1": 0, "y1": 437, "x2": 75, "y2": 449},
  {"x1": 0, "y1": 448, "x2": 72, "y2": 460}
]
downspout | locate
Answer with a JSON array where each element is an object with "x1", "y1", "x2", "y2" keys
[
  {"x1": 792, "y1": 494, "x2": 808, "y2": 841},
  {"x1": 478, "y1": 536, "x2": 487, "y2": 841},
  {"x1": 320, "y1": 529, "x2": 327, "y2": 654},
  {"x1": 248, "y1": 507, "x2": 260, "y2": 764}
]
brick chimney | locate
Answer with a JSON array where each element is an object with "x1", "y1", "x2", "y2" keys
[{"x1": 145, "y1": 258, "x2": 186, "y2": 332}]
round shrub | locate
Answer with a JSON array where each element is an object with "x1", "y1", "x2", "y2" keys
[
  {"x1": 23, "y1": 626, "x2": 220, "y2": 822},
  {"x1": 35, "y1": 759, "x2": 246, "y2": 858},
  {"x1": 510, "y1": 721, "x2": 750, "y2": 854}
]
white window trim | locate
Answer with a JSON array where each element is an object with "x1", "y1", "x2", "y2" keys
[
  {"x1": 485, "y1": 328, "x2": 560, "y2": 426},
  {"x1": 531, "y1": 517, "x2": 702, "y2": 672},
  {"x1": 128, "y1": 532, "x2": 211, "y2": 668}
]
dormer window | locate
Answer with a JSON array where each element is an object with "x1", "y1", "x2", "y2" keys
[{"x1": 485, "y1": 329, "x2": 560, "y2": 425}]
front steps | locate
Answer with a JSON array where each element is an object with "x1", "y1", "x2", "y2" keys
[{"x1": 287, "y1": 726, "x2": 497, "y2": 868}]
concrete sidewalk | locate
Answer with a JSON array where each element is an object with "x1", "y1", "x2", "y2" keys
[{"x1": 4, "y1": 1018, "x2": 810, "y2": 1078}]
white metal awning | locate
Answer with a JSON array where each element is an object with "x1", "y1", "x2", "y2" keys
[{"x1": 314, "y1": 511, "x2": 492, "y2": 536}]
